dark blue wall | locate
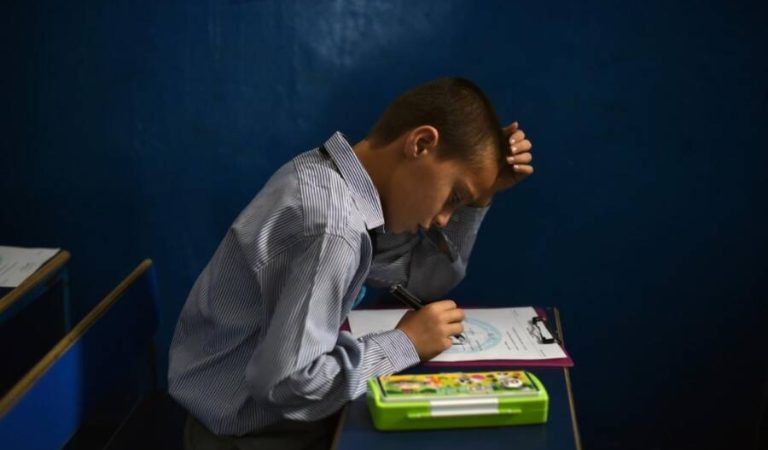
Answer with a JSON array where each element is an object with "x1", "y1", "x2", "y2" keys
[{"x1": 3, "y1": 1, "x2": 766, "y2": 448}]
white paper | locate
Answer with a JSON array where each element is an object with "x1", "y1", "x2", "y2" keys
[
  {"x1": 347, "y1": 307, "x2": 567, "y2": 361},
  {"x1": 0, "y1": 246, "x2": 60, "y2": 288}
]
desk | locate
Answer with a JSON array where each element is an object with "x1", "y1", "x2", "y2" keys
[
  {"x1": 332, "y1": 309, "x2": 581, "y2": 450},
  {"x1": 0, "y1": 250, "x2": 71, "y2": 396},
  {"x1": 0, "y1": 249, "x2": 72, "y2": 327}
]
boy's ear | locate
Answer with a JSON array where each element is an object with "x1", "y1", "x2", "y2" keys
[{"x1": 404, "y1": 125, "x2": 439, "y2": 159}]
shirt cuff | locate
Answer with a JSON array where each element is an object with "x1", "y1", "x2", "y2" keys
[
  {"x1": 367, "y1": 329, "x2": 420, "y2": 372},
  {"x1": 449, "y1": 204, "x2": 490, "y2": 226},
  {"x1": 441, "y1": 205, "x2": 489, "y2": 257}
]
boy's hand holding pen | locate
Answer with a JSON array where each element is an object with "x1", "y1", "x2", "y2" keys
[{"x1": 390, "y1": 283, "x2": 466, "y2": 361}]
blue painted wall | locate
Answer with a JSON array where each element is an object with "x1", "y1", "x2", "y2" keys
[{"x1": 2, "y1": 1, "x2": 766, "y2": 448}]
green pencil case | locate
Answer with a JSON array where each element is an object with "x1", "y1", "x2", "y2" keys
[{"x1": 366, "y1": 370, "x2": 549, "y2": 431}]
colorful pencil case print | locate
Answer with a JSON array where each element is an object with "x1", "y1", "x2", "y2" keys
[{"x1": 366, "y1": 371, "x2": 549, "y2": 430}]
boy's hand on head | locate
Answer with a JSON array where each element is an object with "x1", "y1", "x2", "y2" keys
[
  {"x1": 395, "y1": 300, "x2": 465, "y2": 361},
  {"x1": 497, "y1": 121, "x2": 534, "y2": 190},
  {"x1": 470, "y1": 121, "x2": 534, "y2": 207}
]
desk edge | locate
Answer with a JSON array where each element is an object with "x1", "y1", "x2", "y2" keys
[
  {"x1": 554, "y1": 307, "x2": 583, "y2": 450},
  {"x1": 0, "y1": 250, "x2": 71, "y2": 315}
]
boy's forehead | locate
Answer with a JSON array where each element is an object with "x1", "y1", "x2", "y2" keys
[{"x1": 456, "y1": 157, "x2": 498, "y2": 199}]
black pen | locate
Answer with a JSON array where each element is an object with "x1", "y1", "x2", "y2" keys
[{"x1": 389, "y1": 283, "x2": 466, "y2": 343}]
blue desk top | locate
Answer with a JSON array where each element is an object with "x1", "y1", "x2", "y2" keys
[{"x1": 333, "y1": 368, "x2": 579, "y2": 450}]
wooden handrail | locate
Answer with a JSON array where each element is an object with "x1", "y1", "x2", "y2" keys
[{"x1": 0, "y1": 259, "x2": 154, "y2": 416}]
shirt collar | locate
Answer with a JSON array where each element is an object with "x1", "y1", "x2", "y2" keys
[{"x1": 321, "y1": 132, "x2": 385, "y2": 231}]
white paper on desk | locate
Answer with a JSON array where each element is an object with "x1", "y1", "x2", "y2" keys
[
  {"x1": 347, "y1": 307, "x2": 567, "y2": 361},
  {"x1": 0, "y1": 246, "x2": 60, "y2": 288}
]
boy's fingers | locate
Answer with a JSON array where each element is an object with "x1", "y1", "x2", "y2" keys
[
  {"x1": 506, "y1": 152, "x2": 532, "y2": 165},
  {"x1": 509, "y1": 139, "x2": 532, "y2": 155},
  {"x1": 444, "y1": 322, "x2": 464, "y2": 337},
  {"x1": 513, "y1": 165, "x2": 534, "y2": 176},
  {"x1": 441, "y1": 308, "x2": 465, "y2": 323},
  {"x1": 503, "y1": 121, "x2": 519, "y2": 134},
  {"x1": 509, "y1": 129, "x2": 526, "y2": 143},
  {"x1": 427, "y1": 299, "x2": 457, "y2": 311}
]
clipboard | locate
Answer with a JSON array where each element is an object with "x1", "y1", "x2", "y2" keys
[
  {"x1": 421, "y1": 306, "x2": 573, "y2": 369},
  {"x1": 342, "y1": 306, "x2": 574, "y2": 368}
]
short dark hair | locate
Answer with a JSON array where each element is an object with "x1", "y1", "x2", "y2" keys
[{"x1": 367, "y1": 77, "x2": 505, "y2": 167}]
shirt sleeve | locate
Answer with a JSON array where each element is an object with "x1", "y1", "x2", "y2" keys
[
  {"x1": 244, "y1": 233, "x2": 420, "y2": 421},
  {"x1": 367, "y1": 205, "x2": 490, "y2": 300}
]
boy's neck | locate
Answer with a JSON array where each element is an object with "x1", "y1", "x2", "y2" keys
[{"x1": 353, "y1": 138, "x2": 398, "y2": 197}]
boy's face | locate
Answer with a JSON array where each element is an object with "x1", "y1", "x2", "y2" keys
[{"x1": 382, "y1": 145, "x2": 498, "y2": 234}]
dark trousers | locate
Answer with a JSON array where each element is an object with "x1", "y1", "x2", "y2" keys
[{"x1": 183, "y1": 413, "x2": 337, "y2": 450}]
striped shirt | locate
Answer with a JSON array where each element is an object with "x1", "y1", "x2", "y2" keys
[{"x1": 168, "y1": 132, "x2": 489, "y2": 435}]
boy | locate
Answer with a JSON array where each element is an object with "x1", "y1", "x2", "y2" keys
[{"x1": 169, "y1": 77, "x2": 534, "y2": 449}]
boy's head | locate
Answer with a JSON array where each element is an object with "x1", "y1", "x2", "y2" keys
[
  {"x1": 360, "y1": 77, "x2": 505, "y2": 234},
  {"x1": 368, "y1": 77, "x2": 505, "y2": 168}
]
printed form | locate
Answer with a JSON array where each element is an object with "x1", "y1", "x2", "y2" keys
[
  {"x1": 0, "y1": 246, "x2": 60, "y2": 288},
  {"x1": 347, "y1": 307, "x2": 567, "y2": 362}
]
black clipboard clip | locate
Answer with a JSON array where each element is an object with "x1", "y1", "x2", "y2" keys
[{"x1": 528, "y1": 316, "x2": 560, "y2": 344}]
